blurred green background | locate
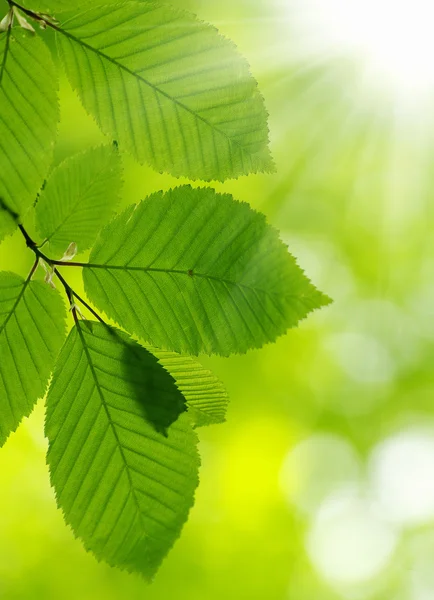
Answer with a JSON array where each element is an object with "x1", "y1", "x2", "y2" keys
[{"x1": 2, "y1": 0, "x2": 434, "y2": 598}]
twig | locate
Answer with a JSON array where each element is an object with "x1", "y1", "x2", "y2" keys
[{"x1": 17, "y1": 222, "x2": 107, "y2": 325}]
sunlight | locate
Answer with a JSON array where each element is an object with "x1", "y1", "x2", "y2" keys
[{"x1": 288, "y1": 0, "x2": 434, "y2": 105}]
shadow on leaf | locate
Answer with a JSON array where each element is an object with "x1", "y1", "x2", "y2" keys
[{"x1": 121, "y1": 337, "x2": 187, "y2": 436}]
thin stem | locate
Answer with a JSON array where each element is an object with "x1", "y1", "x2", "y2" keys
[
  {"x1": 16, "y1": 222, "x2": 107, "y2": 325},
  {"x1": 0, "y1": 15, "x2": 12, "y2": 87},
  {"x1": 28, "y1": 257, "x2": 39, "y2": 280},
  {"x1": 7, "y1": 0, "x2": 58, "y2": 24},
  {"x1": 55, "y1": 268, "x2": 75, "y2": 313},
  {"x1": 18, "y1": 223, "x2": 58, "y2": 266},
  {"x1": 55, "y1": 268, "x2": 106, "y2": 324},
  {"x1": 72, "y1": 291, "x2": 106, "y2": 324},
  {"x1": 18, "y1": 223, "x2": 37, "y2": 249}
]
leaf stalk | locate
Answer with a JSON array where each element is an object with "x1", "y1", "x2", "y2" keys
[{"x1": 17, "y1": 221, "x2": 106, "y2": 324}]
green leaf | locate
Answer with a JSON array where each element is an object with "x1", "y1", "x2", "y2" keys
[
  {"x1": 0, "y1": 199, "x2": 16, "y2": 242},
  {"x1": 55, "y1": 1, "x2": 274, "y2": 181},
  {"x1": 45, "y1": 321, "x2": 200, "y2": 579},
  {"x1": 18, "y1": 0, "x2": 83, "y2": 12},
  {"x1": 83, "y1": 186, "x2": 331, "y2": 356},
  {"x1": 0, "y1": 27, "x2": 58, "y2": 242},
  {"x1": 18, "y1": 0, "x2": 113, "y2": 15},
  {"x1": 0, "y1": 270, "x2": 66, "y2": 446},
  {"x1": 149, "y1": 348, "x2": 229, "y2": 427},
  {"x1": 35, "y1": 145, "x2": 123, "y2": 257}
]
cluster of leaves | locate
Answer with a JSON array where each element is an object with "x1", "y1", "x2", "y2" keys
[{"x1": 0, "y1": 0, "x2": 331, "y2": 580}]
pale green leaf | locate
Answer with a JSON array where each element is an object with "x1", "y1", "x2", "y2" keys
[
  {"x1": 83, "y1": 186, "x2": 331, "y2": 356},
  {"x1": 0, "y1": 270, "x2": 66, "y2": 445},
  {"x1": 0, "y1": 4, "x2": 12, "y2": 30},
  {"x1": 55, "y1": 1, "x2": 274, "y2": 181},
  {"x1": 35, "y1": 145, "x2": 123, "y2": 257},
  {"x1": 45, "y1": 321, "x2": 200, "y2": 579},
  {"x1": 149, "y1": 347, "x2": 229, "y2": 427},
  {"x1": 0, "y1": 27, "x2": 58, "y2": 242}
]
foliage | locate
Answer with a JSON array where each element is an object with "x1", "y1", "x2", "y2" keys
[{"x1": 0, "y1": 0, "x2": 330, "y2": 580}]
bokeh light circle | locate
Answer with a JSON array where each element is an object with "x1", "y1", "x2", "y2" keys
[
  {"x1": 306, "y1": 486, "x2": 398, "y2": 586},
  {"x1": 369, "y1": 427, "x2": 434, "y2": 527}
]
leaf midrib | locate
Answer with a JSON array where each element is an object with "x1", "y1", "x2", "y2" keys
[
  {"x1": 75, "y1": 322, "x2": 147, "y2": 537},
  {"x1": 54, "y1": 25, "x2": 254, "y2": 159},
  {"x1": 43, "y1": 153, "x2": 116, "y2": 248},
  {"x1": 0, "y1": 27, "x2": 12, "y2": 88},
  {"x1": 0, "y1": 277, "x2": 31, "y2": 336},
  {"x1": 83, "y1": 262, "x2": 304, "y2": 300}
]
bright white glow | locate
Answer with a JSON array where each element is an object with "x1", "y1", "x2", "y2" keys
[
  {"x1": 306, "y1": 486, "x2": 398, "y2": 586},
  {"x1": 290, "y1": 0, "x2": 434, "y2": 103},
  {"x1": 279, "y1": 434, "x2": 360, "y2": 515},
  {"x1": 369, "y1": 428, "x2": 434, "y2": 526}
]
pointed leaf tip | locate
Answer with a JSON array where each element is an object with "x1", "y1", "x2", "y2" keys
[
  {"x1": 83, "y1": 186, "x2": 329, "y2": 356},
  {"x1": 46, "y1": 322, "x2": 200, "y2": 578},
  {"x1": 56, "y1": 2, "x2": 273, "y2": 181}
]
